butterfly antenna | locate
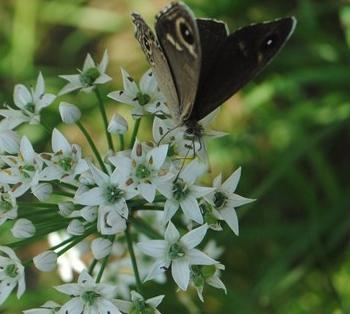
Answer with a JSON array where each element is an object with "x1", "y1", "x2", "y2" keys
[
  {"x1": 174, "y1": 147, "x2": 192, "y2": 182},
  {"x1": 157, "y1": 123, "x2": 181, "y2": 146}
]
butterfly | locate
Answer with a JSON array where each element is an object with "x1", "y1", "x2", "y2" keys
[{"x1": 132, "y1": 1, "x2": 296, "y2": 157}]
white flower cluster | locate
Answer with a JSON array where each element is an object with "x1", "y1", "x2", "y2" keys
[{"x1": 0, "y1": 51, "x2": 254, "y2": 313}]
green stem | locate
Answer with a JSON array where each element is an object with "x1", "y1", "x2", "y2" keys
[
  {"x1": 119, "y1": 134, "x2": 125, "y2": 151},
  {"x1": 76, "y1": 121, "x2": 108, "y2": 173},
  {"x1": 95, "y1": 88, "x2": 114, "y2": 151},
  {"x1": 53, "y1": 191, "x2": 75, "y2": 198},
  {"x1": 129, "y1": 217, "x2": 162, "y2": 239},
  {"x1": 18, "y1": 202, "x2": 58, "y2": 208},
  {"x1": 129, "y1": 118, "x2": 141, "y2": 149},
  {"x1": 125, "y1": 225, "x2": 142, "y2": 293},
  {"x1": 88, "y1": 258, "x2": 99, "y2": 275}
]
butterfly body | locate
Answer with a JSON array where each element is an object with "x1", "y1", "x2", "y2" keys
[{"x1": 132, "y1": 1, "x2": 296, "y2": 156}]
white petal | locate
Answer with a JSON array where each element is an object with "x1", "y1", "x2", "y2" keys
[
  {"x1": 220, "y1": 207, "x2": 239, "y2": 235},
  {"x1": 171, "y1": 258, "x2": 190, "y2": 291},
  {"x1": 228, "y1": 194, "x2": 255, "y2": 207},
  {"x1": 74, "y1": 187, "x2": 104, "y2": 206},
  {"x1": 191, "y1": 186, "x2": 214, "y2": 198},
  {"x1": 147, "y1": 144, "x2": 168, "y2": 170},
  {"x1": 112, "y1": 299, "x2": 132, "y2": 313},
  {"x1": 181, "y1": 160, "x2": 207, "y2": 184},
  {"x1": 207, "y1": 275, "x2": 227, "y2": 293},
  {"x1": 120, "y1": 68, "x2": 139, "y2": 96},
  {"x1": 181, "y1": 224, "x2": 208, "y2": 249},
  {"x1": 83, "y1": 53, "x2": 96, "y2": 71},
  {"x1": 33, "y1": 251, "x2": 57, "y2": 272},
  {"x1": 89, "y1": 163, "x2": 109, "y2": 186},
  {"x1": 146, "y1": 295, "x2": 165, "y2": 308},
  {"x1": 222, "y1": 167, "x2": 241, "y2": 194},
  {"x1": 55, "y1": 284, "x2": 81, "y2": 296},
  {"x1": 107, "y1": 90, "x2": 135, "y2": 105},
  {"x1": 163, "y1": 199, "x2": 179, "y2": 224},
  {"x1": 98, "y1": 50, "x2": 109, "y2": 73},
  {"x1": 139, "y1": 183, "x2": 156, "y2": 203},
  {"x1": 187, "y1": 249, "x2": 218, "y2": 265},
  {"x1": 52, "y1": 129, "x2": 72, "y2": 154},
  {"x1": 94, "y1": 73, "x2": 112, "y2": 84},
  {"x1": 164, "y1": 221, "x2": 180, "y2": 243},
  {"x1": 58, "y1": 298, "x2": 84, "y2": 314},
  {"x1": 96, "y1": 298, "x2": 122, "y2": 314},
  {"x1": 213, "y1": 173, "x2": 222, "y2": 188},
  {"x1": 0, "y1": 280, "x2": 16, "y2": 305},
  {"x1": 13, "y1": 84, "x2": 31, "y2": 109},
  {"x1": 140, "y1": 69, "x2": 157, "y2": 94},
  {"x1": 144, "y1": 260, "x2": 167, "y2": 282},
  {"x1": 32, "y1": 183, "x2": 52, "y2": 201},
  {"x1": 37, "y1": 93, "x2": 56, "y2": 111},
  {"x1": 91, "y1": 238, "x2": 112, "y2": 260},
  {"x1": 20, "y1": 136, "x2": 35, "y2": 162},
  {"x1": 137, "y1": 240, "x2": 168, "y2": 257},
  {"x1": 180, "y1": 197, "x2": 203, "y2": 224}
]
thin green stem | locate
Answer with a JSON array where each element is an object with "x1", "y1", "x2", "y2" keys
[
  {"x1": 125, "y1": 225, "x2": 142, "y2": 293},
  {"x1": 76, "y1": 121, "x2": 108, "y2": 173},
  {"x1": 129, "y1": 118, "x2": 141, "y2": 149},
  {"x1": 95, "y1": 88, "x2": 114, "y2": 151},
  {"x1": 53, "y1": 191, "x2": 75, "y2": 198},
  {"x1": 119, "y1": 134, "x2": 125, "y2": 151},
  {"x1": 96, "y1": 235, "x2": 115, "y2": 283},
  {"x1": 18, "y1": 202, "x2": 58, "y2": 208},
  {"x1": 88, "y1": 259, "x2": 99, "y2": 275},
  {"x1": 129, "y1": 217, "x2": 162, "y2": 239}
]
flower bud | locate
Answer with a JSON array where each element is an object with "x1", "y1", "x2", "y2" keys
[
  {"x1": 58, "y1": 202, "x2": 75, "y2": 217},
  {"x1": 11, "y1": 218, "x2": 35, "y2": 238},
  {"x1": 67, "y1": 219, "x2": 84, "y2": 235},
  {"x1": 108, "y1": 113, "x2": 128, "y2": 134},
  {"x1": 33, "y1": 251, "x2": 57, "y2": 272},
  {"x1": 59, "y1": 102, "x2": 81, "y2": 124},
  {"x1": 91, "y1": 238, "x2": 112, "y2": 260},
  {"x1": 0, "y1": 130, "x2": 20, "y2": 154}
]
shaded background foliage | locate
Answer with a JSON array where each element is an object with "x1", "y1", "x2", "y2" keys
[{"x1": 1, "y1": 0, "x2": 350, "y2": 313}]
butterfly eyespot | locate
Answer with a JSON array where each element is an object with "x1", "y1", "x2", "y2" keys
[
  {"x1": 262, "y1": 34, "x2": 279, "y2": 50},
  {"x1": 179, "y1": 21, "x2": 194, "y2": 45}
]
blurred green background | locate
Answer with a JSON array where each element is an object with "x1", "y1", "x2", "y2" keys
[{"x1": 1, "y1": 0, "x2": 350, "y2": 313}]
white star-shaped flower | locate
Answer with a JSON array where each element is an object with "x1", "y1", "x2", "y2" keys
[
  {"x1": 40, "y1": 129, "x2": 88, "y2": 184},
  {"x1": 114, "y1": 291, "x2": 164, "y2": 314},
  {"x1": 205, "y1": 167, "x2": 255, "y2": 235},
  {"x1": 0, "y1": 136, "x2": 44, "y2": 198},
  {"x1": 0, "y1": 246, "x2": 25, "y2": 305},
  {"x1": 138, "y1": 222, "x2": 217, "y2": 291},
  {"x1": 55, "y1": 270, "x2": 121, "y2": 314},
  {"x1": 74, "y1": 163, "x2": 138, "y2": 235},
  {"x1": 23, "y1": 301, "x2": 61, "y2": 314},
  {"x1": 108, "y1": 69, "x2": 168, "y2": 119},
  {"x1": 0, "y1": 72, "x2": 56, "y2": 128},
  {"x1": 109, "y1": 140, "x2": 172, "y2": 203},
  {"x1": 157, "y1": 160, "x2": 213, "y2": 224},
  {"x1": 59, "y1": 50, "x2": 112, "y2": 95}
]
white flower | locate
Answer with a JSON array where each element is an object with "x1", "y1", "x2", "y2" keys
[
  {"x1": 0, "y1": 136, "x2": 43, "y2": 197},
  {"x1": 0, "y1": 246, "x2": 25, "y2": 305},
  {"x1": 48, "y1": 233, "x2": 85, "y2": 282},
  {"x1": 67, "y1": 219, "x2": 85, "y2": 236},
  {"x1": 91, "y1": 238, "x2": 112, "y2": 260},
  {"x1": 23, "y1": 301, "x2": 61, "y2": 314},
  {"x1": 138, "y1": 222, "x2": 217, "y2": 291},
  {"x1": 55, "y1": 270, "x2": 121, "y2": 314},
  {"x1": 205, "y1": 167, "x2": 255, "y2": 235},
  {"x1": 107, "y1": 113, "x2": 128, "y2": 134},
  {"x1": 59, "y1": 50, "x2": 112, "y2": 95},
  {"x1": 59, "y1": 102, "x2": 81, "y2": 124},
  {"x1": 0, "y1": 120, "x2": 20, "y2": 154},
  {"x1": 109, "y1": 140, "x2": 172, "y2": 203},
  {"x1": 0, "y1": 72, "x2": 56, "y2": 128},
  {"x1": 0, "y1": 185, "x2": 17, "y2": 226},
  {"x1": 152, "y1": 109, "x2": 226, "y2": 160},
  {"x1": 33, "y1": 251, "x2": 57, "y2": 272},
  {"x1": 157, "y1": 160, "x2": 213, "y2": 224},
  {"x1": 114, "y1": 291, "x2": 164, "y2": 314},
  {"x1": 11, "y1": 218, "x2": 35, "y2": 238},
  {"x1": 74, "y1": 163, "x2": 137, "y2": 235},
  {"x1": 40, "y1": 129, "x2": 88, "y2": 183},
  {"x1": 108, "y1": 69, "x2": 168, "y2": 119}
]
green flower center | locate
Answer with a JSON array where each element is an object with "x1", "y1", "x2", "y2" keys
[
  {"x1": 191, "y1": 265, "x2": 216, "y2": 287},
  {"x1": 201, "y1": 203, "x2": 218, "y2": 225},
  {"x1": 82, "y1": 290, "x2": 100, "y2": 306},
  {"x1": 5, "y1": 264, "x2": 18, "y2": 278},
  {"x1": 136, "y1": 92, "x2": 151, "y2": 106},
  {"x1": 105, "y1": 185, "x2": 124, "y2": 204},
  {"x1": 213, "y1": 191, "x2": 228, "y2": 209},
  {"x1": 58, "y1": 157, "x2": 74, "y2": 171},
  {"x1": 130, "y1": 300, "x2": 155, "y2": 314},
  {"x1": 135, "y1": 164, "x2": 151, "y2": 179},
  {"x1": 169, "y1": 242, "x2": 185, "y2": 260},
  {"x1": 80, "y1": 67, "x2": 100, "y2": 87},
  {"x1": 172, "y1": 179, "x2": 189, "y2": 201},
  {"x1": 25, "y1": 102, "x2": 35, "y2": 113},
  {"x1": 0, "y1": 196, "x2": 13, "y2": 212},
  {"x1": 21, "y1": 164, "x2": 35, "y2": 179}
]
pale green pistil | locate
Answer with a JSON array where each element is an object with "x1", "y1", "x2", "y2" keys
[
  {"x1": 173, "y1": 179, "x2": 189, "y2": 201},
  {"x1": 213, "y1": 191, "x2": 228, "y2": 208},
  {"x1": 5, "y1": 264, "x2": 18, "y2": 278},
  {"x1": 21, "y1": 165, "x2": 35, "y2": 179},
  {"x1": 58, "y1": 157, "x2": 74, "y2": 171},
  {"x1": 105, "y1": 185, "x2": 124, "y2": 204},
  {"x1": 82, "y1": 290, "x2": 100, "y2": 306},
  {"x1": 80, "y1": 67, "x2": 100, "y2": 87},
  {"x1": 136, "y1": 92, "x2": 150, "y2": 106},
  {"x1": 169, "y1": 242, "x2": 185, "y2": 260},
  {"x1": 25, "y1": 102, "x2": 35, "y2": 113},
  {"x1": 135, "y1": 164, "x2": 151, "y2": 179}
]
